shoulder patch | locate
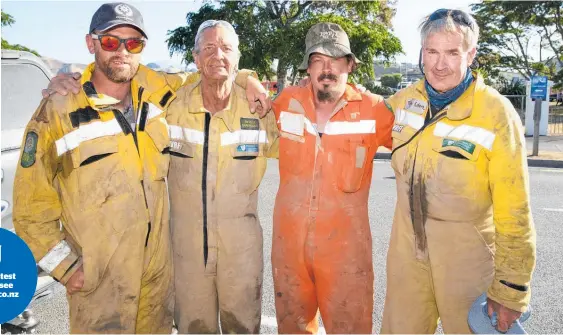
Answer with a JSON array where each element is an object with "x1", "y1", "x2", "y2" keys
[{"x1": 21, "y1": 131, "x2": 38, "y2": 168}]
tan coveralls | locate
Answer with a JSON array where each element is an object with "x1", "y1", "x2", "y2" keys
[{"x1": 167, "y1": 80, "x2": 279, "y2": 333}]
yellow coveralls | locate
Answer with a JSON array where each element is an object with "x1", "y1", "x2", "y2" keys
[
  {"x1": 381, "y1": 74, "x2": 536, "y2": 333},
  {"x1": 166, "y1": 80, "x2": 279, "y2": 333},
  {"x1": 13, "y1": 63, "x2": 185, "y2": 333}
]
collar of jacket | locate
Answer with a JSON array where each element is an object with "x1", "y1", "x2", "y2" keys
[
  {"x1": 289, "y1": 82, "x2": 364, "y2": 123},
  {"x1": 185, "y1": 78, "x2": 244, "y2": 132},
  {"x1": 414, "y1": 71, "x2": 485, "y2": 121},
  {"x1": 80, "y1": 62, "x2": 177, "y2": 112}
]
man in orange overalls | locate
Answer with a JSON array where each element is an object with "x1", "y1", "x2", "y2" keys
[{"x1": 270, "y1": 22, "x2": 395, "y2": 334}]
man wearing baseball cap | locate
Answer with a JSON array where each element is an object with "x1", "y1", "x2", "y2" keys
[
  {"x1": 270, "y1": 22, "x2": 394, "y2": 333},
  {"x1": 15, "y1": 2, "x2": 267, "y2": 333}
]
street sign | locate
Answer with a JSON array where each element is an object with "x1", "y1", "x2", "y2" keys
[{"x1": 531, "y1": 76, "x2": 548, "y2": 101}]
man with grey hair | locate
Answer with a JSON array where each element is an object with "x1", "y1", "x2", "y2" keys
[
  {"x1": 379, "y1": 8, "x2": 535, "y2": 334},
  {"x1": 166, "y1": 20, "x2": 279, "y2": 334}
]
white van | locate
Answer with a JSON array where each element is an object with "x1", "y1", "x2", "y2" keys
[{"x1": 1, "y1": 49, "x2": 57, "y2": 333}]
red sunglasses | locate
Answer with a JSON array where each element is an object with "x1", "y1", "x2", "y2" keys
[{"x1": 91, "y1": 33, "x2": 146, "y2": 54}]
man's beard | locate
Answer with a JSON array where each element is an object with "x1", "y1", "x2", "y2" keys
[
  {"x1": 317, "y1": 86, "x2": 337, "y2": 102},
  {"x1": 316, "y1": 73, "x2": 338, "y2": 102},
  {"x1": 96, "y1": 54, "x2": 138, "y2": 83}
]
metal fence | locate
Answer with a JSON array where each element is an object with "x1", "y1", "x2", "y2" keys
[
  {"x1": 549, "y1": 109, "x2": 563, "y2": 135},
  {"x1": 503, "y1": 95, "x2": 563, "y2": 136}
]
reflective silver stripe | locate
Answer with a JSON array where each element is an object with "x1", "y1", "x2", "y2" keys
[
  {"x1": 220, "y1": 130, "x2": 268, "y2": 146},
  {"x1": 304, "y1": 118, "x2": 317, "y2": 135},
  {"x1": 38, "y1": 240, "x2": 71, "y2": 274},
  {"x1": 324, "y1": 120, "x2": 376, "y2": 135},
  {"x1": 168, "y1": 125, "x2": 205, "y2": 145},
  {"x1": 434, "y1": 122, "x2": 496, "y2": 150},
  {"x1": 395, "y1": 109, "x2": 424, "y2": 130},
  {"x1": 55, "y1": 119, "x2": 122, "y2": 156},
  {"x1": 279, "y1": 111, "x2": 317, "y2": 136},
  {"x1": 147, "y1": 103, "x2": 164, "y2": 120}
]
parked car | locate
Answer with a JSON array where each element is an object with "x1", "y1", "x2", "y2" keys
[{"x1": 1, "y1": 49, "x2": 57, "y2": 334}]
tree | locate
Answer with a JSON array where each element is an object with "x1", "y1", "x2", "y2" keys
[
  {"x1": 471, "y1": 1, "x2": 562, "y2": 88},
  {"x1": 380, "y1": 73, "x2": 402, "y2": 88},
  {"x1": 2, "y1": 11, "x2": 15, "y2": 26},
  {"x1": 167, "y1": 1, "x2": 402, "y2": 92},
  {"x1": 1, "y1": 10, "x2": 40, "y2": 56}
]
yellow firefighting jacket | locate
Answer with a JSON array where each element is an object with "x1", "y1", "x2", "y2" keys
[
  {"x1": 12, "y1": 63, "x2": 183, "y2": 286},
  {"x1": 385, "y1": 73, "x2": 536, "y2": 312}
]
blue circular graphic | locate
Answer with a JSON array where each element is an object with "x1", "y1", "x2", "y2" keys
[{"x1": 0, "y1": 228, "x2": 38, "y2": 324}]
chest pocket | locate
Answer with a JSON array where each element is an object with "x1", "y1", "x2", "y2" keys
[
  {"x1": 143, "y1": 117, "x2": 170, "y2": 181},
  {"x1": 391, "y1": 125, "x2": 417, "y2": 176},
  {"x1": 168, "y1": 140, "x2": 198, "y2": 192},
  {"x1": 69, "y1": 136, "x2": 133, "y2": 225},
  {"x1": 431, "y1": 138, "x2": 483, "y2": 196},
  {"x1": 336, "y1": 138, "x2": 370, "y2": 193},
  {"x1": 229, "y1": 135, "x2": 267, "y2": 194}
]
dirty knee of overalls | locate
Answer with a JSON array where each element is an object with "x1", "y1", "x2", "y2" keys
[
  {"x1": 220, "y1": 310, "x2": 258, "y2": 334},
  {"x1": 187, "y1": 319, "x2": 217, "y2": 334}
]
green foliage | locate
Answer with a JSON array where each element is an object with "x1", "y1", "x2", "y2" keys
[
  {"x1": 380, "y1": 73, "x2": 402, "y2": 88},
  {"x1": 1, "y1": 10, "x2": 40, "y2": 56},
  {"x1": 471, "y1": 1, "x2": 562, "y2": 87},
  {"x1": 496, "y1": 78, "x2": 526, "y2": 96},
  {"x1": 1, "y1": 11, "x2": 15, "y2": 27},
  {"x1": 167, "y1": 1, "x2": 403, "y2": 93},
  {"x1": 364, "y1": 81, "x2": 394, "y2": 96}
]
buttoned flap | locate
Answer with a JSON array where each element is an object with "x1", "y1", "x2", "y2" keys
[
  {"x1": 431, "y1": 122, "x2": 495, "y2": 162},
  {"x1": 169, "y1": 139, "x2": 196, "y2": 158},
  {"x1": 223, "y1": 129, "x2": 267, "y2": 159},
  {"x1": 433, "y1": 138, "x2": 483, "y2": 161},
  {"x1": 230, "y1": 143, "x2": 260, "y2": 159},
  {"x1": 70, "y1": 136, "x2": 120, "y2": 168},
  {"x1": 336, "y1": 138, "x2": 370, "y2": 193}
]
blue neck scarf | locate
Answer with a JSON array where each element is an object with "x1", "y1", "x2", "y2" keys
[{"x1": 425, "y1": 69, "x2": 474, "y2": 111}]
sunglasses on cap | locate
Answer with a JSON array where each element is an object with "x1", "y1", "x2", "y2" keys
[
  {"x1": 91, "y1": 34, "x2": 146, "y2": 54},
  {"x1": 428, "y1": 8, "x2": 475, "y2": 31}
]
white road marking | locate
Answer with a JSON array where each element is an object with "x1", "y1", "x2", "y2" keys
[
  {"x1": 531, "y1": 168, "x2": 563, "y2": 173},
  {"x1": 261, "y1": 315, "x2": 278, "y2": 327},
  {"x1": 542, "y1": 208, "x2": 563, "y2": 212},
  {"x1": 261, "y1": 315, "x2": 326, "y2": 334}
]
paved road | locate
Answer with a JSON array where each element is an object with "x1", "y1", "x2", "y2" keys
[{"x1": 26, "y1": 161, "x2": 563, "y2": 334}]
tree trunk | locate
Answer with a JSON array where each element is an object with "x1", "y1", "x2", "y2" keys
[
  {"x1": 291, "y1": 66, "x2": 299, "y2": 85},
  {"x1": 276, "y1": 61, "x2": 288, "y2": 94}
]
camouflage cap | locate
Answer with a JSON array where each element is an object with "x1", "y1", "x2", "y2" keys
[{"x1": 298, "y1": 22, "x2": 361, "y2": 70}]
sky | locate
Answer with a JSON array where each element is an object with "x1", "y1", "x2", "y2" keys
[
  {"x1": 0, "y1": 0, "x2": 540, "y2": 67},
  {"x1": 0, "y1": 1, "x2": 203, "y2": 66}
]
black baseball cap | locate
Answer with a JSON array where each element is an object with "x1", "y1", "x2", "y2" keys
[{"x1": 89, "y1": 2, "x2": 147, "y2": 38}]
